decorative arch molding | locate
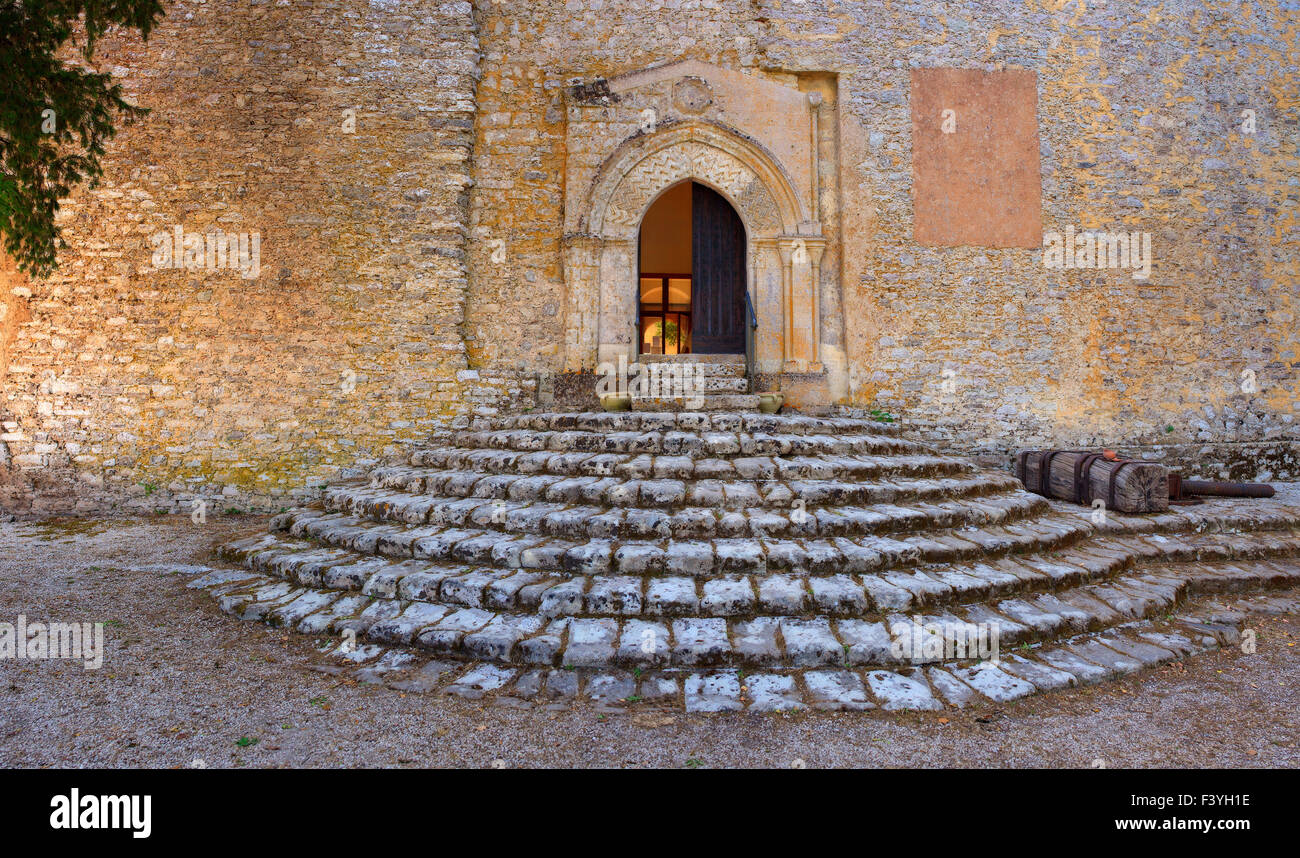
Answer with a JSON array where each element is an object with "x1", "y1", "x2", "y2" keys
[
  {"x1": 563, "y1": 120, "x2": 828, "y2": 376},
  {"x1": 579, "y1": 120, "x2": 809, "y2": 240}
]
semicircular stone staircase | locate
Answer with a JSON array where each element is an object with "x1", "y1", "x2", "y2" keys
[{"x1": 191, "y1": 411, "x2": 1300, "y2": 712}]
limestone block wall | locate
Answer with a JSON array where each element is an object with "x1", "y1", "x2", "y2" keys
[
  {"x1": 3, "y1": 0, "x2": 1297, "y2": 517},
  {"x1": 464, "y1": 0, "x2": 764, "y2": 371},
  {"x1": 760, "y1": 0, "x2": 1298, "y2": 475},
  {"x1": 468, "y1": 0, "x2": 1298, "y2": 477},
  {"x1": 0, "y1": 0, "x2": 505, "y2": 516}
]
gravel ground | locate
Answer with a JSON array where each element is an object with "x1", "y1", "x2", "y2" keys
[{"x1": 1, "y1": 514, "x2": 1297, "y2": 769}]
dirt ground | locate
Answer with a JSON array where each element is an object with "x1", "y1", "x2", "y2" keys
[{"x1": 1, "y1": 514, "x2": 1297, "y2": 769}]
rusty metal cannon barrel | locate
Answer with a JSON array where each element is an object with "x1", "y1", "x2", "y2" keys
[{"x1": 1180, "y1": 479, "x2": 1275, "y2": 499}]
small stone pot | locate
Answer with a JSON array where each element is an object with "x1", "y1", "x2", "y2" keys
[
  {"x1": 757, "y1": 392, "x2": 784, "y2": 414},
  {"x1": 600, "y1": 392, "x2": 632, "y2": 412}
]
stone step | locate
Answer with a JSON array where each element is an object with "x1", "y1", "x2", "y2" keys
[
  {"x1": 304, "y1": 488, "x2": 1050, "y2": 544},
  {"x1": 1047, "y1": 497, "x2": 1300, "y2": 537},
  {"x1": 361, "y1": 469, "x2": 1022, "y2": 512},
  {"x1": 460, "y1": 411, "x2": 905, "y2": 437},
  {"x1": 638, "y1": 353, "x2": 745, "y2": 364},
  {"x1": 286, "y1": 612, "x2": 1230, "y2": 710},
  {"x1": 405, "y1": 449, "x2": 973, "y2": 482},
  {"x1": 376, "y1": 608, "x2": 1241, "y2": 709},
  {"x1": 630, "y1": 393, "x2": 761, "y2": 411},
  {"x1": 634, "y1": 362, "x2": 748, "y2": 379},
  {"x1": 264, "y1": 498, "x2": 1299, "y2": 578},
  {"x1": 197, "y1": 557, "x2": 1293, "y2": 673},
  {"x1": 703, "y1": 376, "x2": 749, "y2": 393},
  {"x1": 604, "y1": 370, "x2": 750, "y2": 392},
  {"x1": 198, "y1": 408, "x2": 1300, "y2": 708},
  {"x1": 223, "y1": 520, "x2": 1300, "y2": 624},
  {"x1": 236, "y1": 511, "x2": 1084, "y2": 588},
  {"x1": 227, "y1": 512, "x2": 1085, "y2": 586},
  {"x1": 439, "y1": 427, "x2": 929, "y2": 458}
]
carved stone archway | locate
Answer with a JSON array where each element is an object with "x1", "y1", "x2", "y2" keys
[{"x1": 562, "y1": 121, "x2": 825, "y2": 376}]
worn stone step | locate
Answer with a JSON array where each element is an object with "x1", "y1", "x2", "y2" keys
[
  {"x1": 426, "y1": 615, "x2": 1219, "y2": 709},
  {"x1": 1090, "y1": 529, "x2": 1300, "y2": 565},
  {"x1": 441, "y1": 426, "x2": 928, "y2": 458},
  {"x1": 405, "y1": 449, "x2": 973, "y2": 482},
  {"x1": 303, "y1": 488, "x2": 1049, "y2": 545},
  {"x1": 368, "y1": 467, "x2": 1018, "y2": 510},
  {"x1": 199, "y1": 573, "x2": 978, "y2": 670},
  {"x1": 224, "y1": 523, "x2": 1300, "y2": 627},
  {"x1": 610, "y1": 365, "x2": 749, "y2": 389},
  {"x1": 640, "y1": 366, "x2": 748, "y2": 382},
  {"x1": 195, "y1": 559, "x2": 1279, "y2": 678},
  {"x1": 197, "y1": 410, "x2": 1300, "y2": 708},
  {"x1": 222, "y1": 527, "x2": 1050, "y2": 610},
  {"x1": 461, "y1": 411, "x2": 904, "y2": 437},
  {"x1": 245, "y1": 511, "x2": 1086, "y2": 582},
  {"x1": 345, "y1": 472, "x2": 1028, "y2": 521},
  {"x1": 1048, "y1": 497, "x2": 1300, "y2": 537},
  {"x1": 637, "y1": 353, "x2": 746, "y2": 364},
  {"x1": 701, "y1": 376, "x2": 750, "y2": 392},
  {"x1": 630, "y1": 393, "x2": 762, "y2": 411},
  {"x1": 620, "y1": 361, "x2": 748, "y2": 384}
]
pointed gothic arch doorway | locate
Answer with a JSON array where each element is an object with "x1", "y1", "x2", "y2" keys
[{"x1": 637, "y1": 180, "x2": 746, "y2": 357}]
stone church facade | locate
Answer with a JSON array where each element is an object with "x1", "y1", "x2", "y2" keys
[{"x1": 1, "y1": 0, "x2": 1296, "y2": 515}]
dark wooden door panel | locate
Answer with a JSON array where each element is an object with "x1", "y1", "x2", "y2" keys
[{"x1": 691, "y1": 183, "x2": 745, "y2": 354}]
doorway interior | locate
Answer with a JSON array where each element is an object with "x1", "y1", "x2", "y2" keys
[{"x1": 638, "y1": 180, "x2": 746, "y2": 357}]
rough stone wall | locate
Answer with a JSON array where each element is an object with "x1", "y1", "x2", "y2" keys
[
  {"x1": 0, "y1": 0, "x2": 507, "y2": 516},
  {"x1": 4, "y1": 0, "x2": 1297, "y2": 517},
  {"x1": 464, "y1": 0, "x2": 764, "y2": 371},
  {"x1": 760, "y1": 0, "x2": 1298, "y2": 476},
  {"x1": 468, "y1": 0, "x2": 1298, "y2": 478}
]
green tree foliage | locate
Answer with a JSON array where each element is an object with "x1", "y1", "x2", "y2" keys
[{"x1": 1, "y1": 1, "x2": 165, "y2": 276}]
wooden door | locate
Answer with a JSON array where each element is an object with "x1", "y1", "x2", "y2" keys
[{"x1": 690, "y1": 183, "x2": 745, "y2": 354}]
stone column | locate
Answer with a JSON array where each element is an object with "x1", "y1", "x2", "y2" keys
[
  {"x1": 777, "y1": 241, "x2": 794, "y2": 367},
  {"x1": 596, "y1": 238, "x2": 636, "y2": 368},
  {"x1": 807, "y1": 239, "x2": 826, "y2": 371},
  {"x1": 808, "y1": 92, "x2": 823, "y2": 223}
]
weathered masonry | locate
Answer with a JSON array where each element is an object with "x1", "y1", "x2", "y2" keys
[
  {"x1": 1, "y1": 0, "x2": 1296, "y2": 515},
  {"x1": 559, "y1": 61, "x2": 846, "y2": 408}
]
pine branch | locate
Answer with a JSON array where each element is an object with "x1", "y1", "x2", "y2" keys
[{"x1": 0, "y1": 0, "x2": 165, "y2": 276}]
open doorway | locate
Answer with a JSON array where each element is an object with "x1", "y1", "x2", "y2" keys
[
  {"x1": 638, "y1": 180, "x2": 745, "y2": 356},
  {"x1": 639, "y1": 181, "x2": 692, "y2": 355}
]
